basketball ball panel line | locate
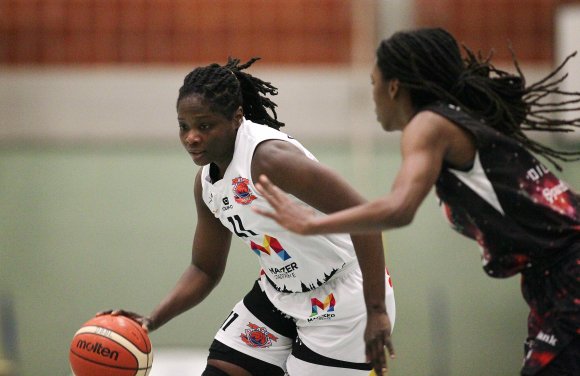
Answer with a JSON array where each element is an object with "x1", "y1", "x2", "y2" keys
[
  {"x1": 126, "y1": 318, "x2": 152, "y2": 353},
  {"x1": 129, "y1": 319, "x2": 153, "y2": 366}
]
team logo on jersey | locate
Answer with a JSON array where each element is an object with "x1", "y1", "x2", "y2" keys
[
  {"x1": 308, "y1": 293, "x2": 336, "y2": 322},
  {"x1": 521, "y1": 164, "x2": 576, "y2": 219},
  {"x1": 250, "y1": 235, "x2": 291, "y2": 261},
  {"x1": 240, "y1": 322, "x2": 278, "y2": 348},
  {"x1": 232, "y1": 177, "x2": 257, "y2": 205}
]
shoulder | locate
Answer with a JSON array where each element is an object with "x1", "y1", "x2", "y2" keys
[
  {"x1": 404, "y1": 110, "x2": 459, "y2": 143},
  {"x1": 406, "y1": 109, "x2": 476, "y2": 168},
  {"x1": 252, "y1": 139, "x2": 307, "y2": 174}
]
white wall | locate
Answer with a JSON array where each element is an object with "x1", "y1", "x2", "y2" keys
[{"x1": 0, "y1": 67, "x2": 385, "y2": 145}]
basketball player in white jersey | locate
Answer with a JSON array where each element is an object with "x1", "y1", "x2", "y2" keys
[{"x1": 105, "y1": 58, "x2": 395, "y2": 376}]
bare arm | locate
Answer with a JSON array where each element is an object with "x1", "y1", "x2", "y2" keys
[
  {"x1": 146, "y1": 170, "x2": 232, "y2": 331},
  {"x1": 255, "y1": 111, "x2": 462, "y2": 235},
  {"x1": 252, "y1": 140, "x2": 393, "y2": 372}
]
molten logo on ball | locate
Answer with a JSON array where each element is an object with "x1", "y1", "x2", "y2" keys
[{"x1": 75, "y1": 339, "x2": 120, "y2": 360}]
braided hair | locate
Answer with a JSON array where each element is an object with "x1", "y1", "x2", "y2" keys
[
  {"x1": 376, "y1": 27, "x2": 580, "y2": 170},
  {"x1": 178, "y1": 57, "x2": 284, "y2": 130}
]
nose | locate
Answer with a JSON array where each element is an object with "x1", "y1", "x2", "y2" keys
[{"x1": 183, "y1": 129, "x2": 201, "y2": 145}]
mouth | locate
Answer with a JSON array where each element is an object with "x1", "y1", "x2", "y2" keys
[{"x1": 187, "y1": 150, "x2": 206, "y2": 161}]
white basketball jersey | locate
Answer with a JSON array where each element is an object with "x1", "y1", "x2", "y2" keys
[{"x1": 201, "y1": 119, "x2": 357, "y2": 293}]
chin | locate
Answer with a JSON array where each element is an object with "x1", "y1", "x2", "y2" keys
[{"x1": 190, "y1": 156, "x2": 207, "y2": 166}]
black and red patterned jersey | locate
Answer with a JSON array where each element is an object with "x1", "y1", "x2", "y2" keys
[{"x1": 429, "y1": 102, "x2": 580, "y2": 278}]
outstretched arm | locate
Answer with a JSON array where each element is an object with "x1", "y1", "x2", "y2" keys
[
  {"x1": 252, "y1": 140, "x2": 393, "y2": 374},
  {"x1": 254, "y1": 111, "x2": 457, "y2": 235}
]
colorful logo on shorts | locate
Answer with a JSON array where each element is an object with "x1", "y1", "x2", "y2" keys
[
  {"x1": 250, "y1": 235, "x2": 291, "y2": 261},
  {"x1": 232, "y1": 177, "x2": 257, "y2": 205},
  {"x1": 310, "y1": 293, "x2": 335, "y2": 317},
  {"x1": 240, "y1": 322, "x2": 278, "y2": 348}
]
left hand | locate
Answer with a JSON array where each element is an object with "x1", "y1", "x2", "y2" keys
[
  {"x1": 253, "y1": 174, "x2": 317, "y2": 235},
  {"x1": 365, "y1": 311, "x2": 395, "y2": 375}
]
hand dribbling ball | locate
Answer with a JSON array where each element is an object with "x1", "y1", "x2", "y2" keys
[{"x1": 69, "y1": 314, "x2": 153, "y2": 376}]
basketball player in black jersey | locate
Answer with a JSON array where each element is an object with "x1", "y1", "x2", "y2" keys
[{"x1": 255, "y1": 28, "x2": 580, "y2": 375}]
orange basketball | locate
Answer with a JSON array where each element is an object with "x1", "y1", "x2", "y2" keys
[{"x1": 69, "y1": 314, "x2": 153, "y2": 376}]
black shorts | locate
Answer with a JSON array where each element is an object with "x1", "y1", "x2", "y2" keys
[{"x1": 520, "y1": 249, "x2": 580, "y2": 375}]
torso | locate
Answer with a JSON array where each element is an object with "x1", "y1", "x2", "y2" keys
[
  {"x1": 429, "y1": 103, "x2": 580, "y2": 277},
  {"x1": 200, "y1": 119, "x2": 358, "y2": 292}
]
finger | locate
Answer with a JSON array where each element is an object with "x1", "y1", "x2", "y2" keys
[
  {"x1": 381, "y1": 330, "x2": 395, "y2": 359},
  {"x1": 266, "y1": 179, "x2": 287, "y2": 200},
  {"x1": 258, "y1": 174, "x2": 272, "y2": 187},
  {"x1": 255, "y1": 182, "x2": 276, "y2": 202},
  {"x1": 254, "y1": 181, "x2": 267, "y2": 196},
  {"x1": 385, "y1": 336, "x2": 396, "y2": 359},
  {"x1": 254, "y1": 182, "x2": 265, "y2": 195},
  {"x1": 256, "y1": 175, "x2": 275, "y2": 195},
  {"x1": 367, "y1": 340, "x2": 387, "y2": 376},
  {"x1": 376, "y1": 347, "x2": 387, "y2": 375},
  {"x1": 258, "y1": 175, "x2": 285, "y2": 201},
  {"x1": 255, "y1": 182, "x2": 277, "y2": 203}
]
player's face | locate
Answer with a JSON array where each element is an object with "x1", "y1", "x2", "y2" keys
[
  {"x1": 177, "y1": 94, "x2": 242, "y2": 171},
  {"x1": 371, "y1": 64, "x2": 397, "y2": 132}
]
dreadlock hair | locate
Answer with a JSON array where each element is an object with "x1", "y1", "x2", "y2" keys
[
  {"x1": 177, "y1": 57, "x2": 284, "y2": 130},
  {"x1": 376, "y1": 27, "x2": 580, "y2": 170}
]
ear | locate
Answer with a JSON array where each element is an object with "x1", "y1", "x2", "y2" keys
[
  {"x1": 388, "y1": 79, "x2": 400, "y2": 99},
  {"x1": 233, "y1": 106, "x2": 244, "y2": 127}
]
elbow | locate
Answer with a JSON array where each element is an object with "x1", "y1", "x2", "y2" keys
[
  {"x1": 206, "y1": 267, "x2": 225, "y2": 287},
  {"x1": 375, "y1": 198, "x2": 416, "y2": 229},
  {"x1": 190, "y1": 262, "x2": 225, "y2": 288},
  {"x1": 386, "y1": 210, "x2": 414, "y2": 228}
]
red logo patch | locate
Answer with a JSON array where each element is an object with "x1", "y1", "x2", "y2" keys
[
  {"x1": 232, "y1": 177, "x2": 257, "y2": 205},
  {"x1": 240, "y1": 322, "x2": 278, "y2": 348}
]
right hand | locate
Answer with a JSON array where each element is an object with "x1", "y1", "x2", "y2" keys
[
  {"x1": 365, "y1": 310, "x2": 395, "y2": 375},
  {"x1": 96, "y1": 309, "x2": 155, "y2": 332}
]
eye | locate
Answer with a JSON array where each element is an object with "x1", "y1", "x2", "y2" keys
[
  {"x1": 178, "y1": 122, "x2": 188, "y2": 131},
  {"x1": 199, "y1": 123, "x2": 211, "y2": 130}
]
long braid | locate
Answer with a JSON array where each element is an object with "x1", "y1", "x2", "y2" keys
[
  {"x1": 225, "y1": 57, "x2": 284, "y2": 129},
  {"x1": 377, "y1": 28, "x2": 580, "y2": 170},
  {"x1": 178, "y1": 57, "x2": 284, "y2": 130}
]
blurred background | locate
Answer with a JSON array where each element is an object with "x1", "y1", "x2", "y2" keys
[{"x1": 1, "y1": 1, "x2": 579, "y2": 375}]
